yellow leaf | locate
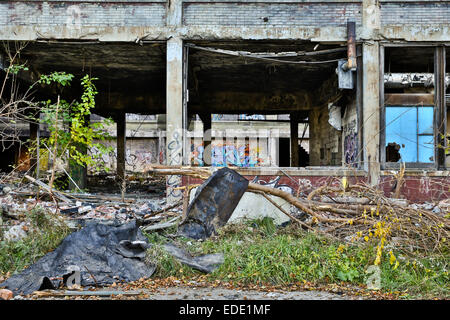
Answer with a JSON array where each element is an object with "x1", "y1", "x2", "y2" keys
[
  {"x1": 342, "y1": 177, "x2": 348, "y2": 190},
  {"x1": 389, "y1": 251, "x2": 396, "y2": 265},
  {"x1": 393, "y1": 261, "x2": 399, "y2": 270}
]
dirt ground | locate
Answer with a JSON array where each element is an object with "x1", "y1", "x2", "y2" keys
[
  {"x1": 137, "y1": 286, "x2": 356, "y2": 300},
  {"x1": 20, "y1": 283, "x2": 366, "y2": 300}
]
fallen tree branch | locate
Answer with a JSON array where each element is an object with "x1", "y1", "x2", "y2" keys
[{"x1": 146, "y1": 166, "x2": 450, "y2": 254}]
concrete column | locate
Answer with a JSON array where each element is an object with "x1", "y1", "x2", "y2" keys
[
  {"x1": 362, "y1": 0, "x2": 381, "y2": 185},
  {"x1": 166, "y1": 37, "x2": 184, "y2": 203},
  {"x1": 290, "y1": 113, "x2": 299, "y2": 167},
  {"x1": 116, "y1": 112, "x2": 126, "y2": 180},
  {"x1": 29, "y1": 120, "x2": 39, "y2": 177},
  {"x1": 269, "y1": 128, "x2": 279, "y2": 166},
  {"x1": 167, "y1": 0, "x2": 182, "y2": 27},
  {"x1": 199, "y1": 113, "x2": 211, "y2": 166},
  {"x1": 309, "y1": 109, "x2": 320, "y2": 166}
]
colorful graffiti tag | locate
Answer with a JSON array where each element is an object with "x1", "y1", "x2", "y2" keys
[{"x1": 191, "y1": 143, "x2": 263, "y2": 167}]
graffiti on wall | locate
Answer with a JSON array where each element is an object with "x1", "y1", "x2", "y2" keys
[
  {"x1": 238, "y1": 114, "x2": 265, "y2": 120},
  {"x1": 379, "y1": 175, "x2": 450, "y2": 202},
  {"x1": 252, "y1": 175, "x2": 344, "y2": 197},
  {"x1": 343, "y1": 119, "x2": 358, "y2": 167},
  {"x1": 166, "y1": 130, "x2": 183, "y2": 199},
  {"x1": 191, "y1": 142, "x2": 263, "y2": 167},
  {"x1": 251, "y1": 176, "x2": 294, "y2": 194},
  {"x1": 89, "y1": 139, "x2": 160, "y2": 173}
]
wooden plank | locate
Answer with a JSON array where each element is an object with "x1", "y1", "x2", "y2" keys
[{"x1": 24, "y1": 175, "x2": 72, "y2": 203}]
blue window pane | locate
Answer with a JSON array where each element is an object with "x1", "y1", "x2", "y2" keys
[
  {"x1": 385, "y1": 106, "x2": 417, "y2": 162},
  {"x1": 418, "y1": 106, "x2": 434, "y2": 135},
  {"x1": 418, "y1": 135, "x2": 434, "y2": 163}
]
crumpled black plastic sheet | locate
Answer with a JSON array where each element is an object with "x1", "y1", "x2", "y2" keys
[
  {"x1": 0, "y1": 220, "x2": 156, "y2": 296},
  {"x1": 178, "y1": 167, "x2": 249, "y2": 240}
]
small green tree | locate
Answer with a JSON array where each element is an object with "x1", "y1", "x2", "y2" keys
[{"x1": 38, "y1": 72, "x2": 114, "y2": 178}]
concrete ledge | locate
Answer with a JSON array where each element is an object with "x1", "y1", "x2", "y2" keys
[
  {"x1": 381, "y1": 170, "x2": 450, "y2": 177},
  {"x1": 231, "y1": 167, "x2": 367, "y2": 176}
]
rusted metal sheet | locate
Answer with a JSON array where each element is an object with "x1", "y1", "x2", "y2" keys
[{"x1": 384, "y1": 93, "x2": 434, "y2": 106}]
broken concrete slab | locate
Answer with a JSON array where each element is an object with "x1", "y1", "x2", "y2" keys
[
  {"x1": 142, "y1": 216, "x2": 180, "y2": 232},
  {"x1": 3, "y1": 223, "x2": 28, "y2": 242},
  {"x1": 177, "y1": 167, "x2": 248, "y2": 240},
  {"x1": 161, "y1": 243, "x2": 224, "y2": 273},
  {"x1": 227, "y1": 192, "x2": 291, "y2": 226},
  {"x1": 0, "y1": 220, "x2": 156, "y2": 296}
]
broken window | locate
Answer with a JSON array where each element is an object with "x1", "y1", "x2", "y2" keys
[
  {"x1": 382, "y1": 46, "x2": 447, "y2": 168},
  {"x1": 385, "y1": 105, "x2": 434, "y2": 163}
]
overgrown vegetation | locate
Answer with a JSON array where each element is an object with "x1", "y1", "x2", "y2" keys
[
  {"x1": 1, "y1": 41, "x2": 114, "y2": 188},
  {"x1": 0, "y1": 208, "x2": 70, "y2": 276},
  {"x1": 36, "y1": 72, "x2": 114, "y2": 177},
  {"x1": 144, "y1": 218, "x2": 449, "y2": 299}
]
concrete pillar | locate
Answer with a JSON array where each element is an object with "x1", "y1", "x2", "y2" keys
[
  {"x1": 362, "y1": 0, "x2": 381, "y2": 185},
  {"x1": 116, "y1": 112, "x2": 126, "y2": 180},
  {"x1": 29, "y1": 120, "x2": 39, "y2": 177},
  {"x1": 309, "y1": 109, "x2": 320, "y2": 166},
  {"x1": 269, "y1": 128, "x2": 279, "y2": 166},
  {"x1": 290, "y1": 113, "x2": 299, "y2": 167},
  {"x1": 199, "y1": 113, "x2": 212, "y2": 166},
  {"x1": 166, "y1": 37, "x2": 184, "y2": 203}
]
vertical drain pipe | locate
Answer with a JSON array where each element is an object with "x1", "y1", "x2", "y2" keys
[{"x1": 342, "y1": 21, "x2": 357, "y2": 71}]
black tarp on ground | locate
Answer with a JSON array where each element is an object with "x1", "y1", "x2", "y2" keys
[
  {"x1": 0, "y1": 220, "x2": 156, "y2": 296},
  {"x1": 177, "y1": 167, "x2": 249, "y2": 240}
]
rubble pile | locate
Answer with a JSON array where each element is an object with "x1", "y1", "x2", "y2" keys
[
  {"x1": 0, "y1": 179, "x2": 182, "y2": 238},
  {"x1": 0, "y1": 174, "x2": 223, "y2": 299},
  {"x1": 0, "y1": 167, "x2": 448, "y2": 299}
]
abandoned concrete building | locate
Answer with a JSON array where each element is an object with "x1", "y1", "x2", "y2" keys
[{"x1": 0, "y1": 0, "x2": 449, "y2": 203}]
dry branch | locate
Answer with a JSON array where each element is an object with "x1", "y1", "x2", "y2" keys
[{"x1": 147, "y1": 166, "x2": 449, "y2": 255}]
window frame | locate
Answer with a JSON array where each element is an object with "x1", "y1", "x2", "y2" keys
[{"x1": 380, "y1": 44, "x2": 447, "y2": 170}]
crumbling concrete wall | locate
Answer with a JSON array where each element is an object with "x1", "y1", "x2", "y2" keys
[
  {"x1": 310, "y1": 106, "x2": 342, "y2": 166},
  {"x1": 183, "y1": 1, "x2": 362, "y2": 27},
  {"x1": 380, "y1": 2, "x2": 450, "y2": 25},
  {"x1": 0, "y1": 1, "x2": 166, "y2": 27}
]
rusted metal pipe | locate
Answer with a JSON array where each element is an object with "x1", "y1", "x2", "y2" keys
[{"x1": 342, "y1": 21, "x2": 357, "y2": 71}]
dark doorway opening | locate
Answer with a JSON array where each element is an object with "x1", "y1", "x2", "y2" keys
[{"x1": 279, "y1": 138, "x2": 290, "y2": 167}]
